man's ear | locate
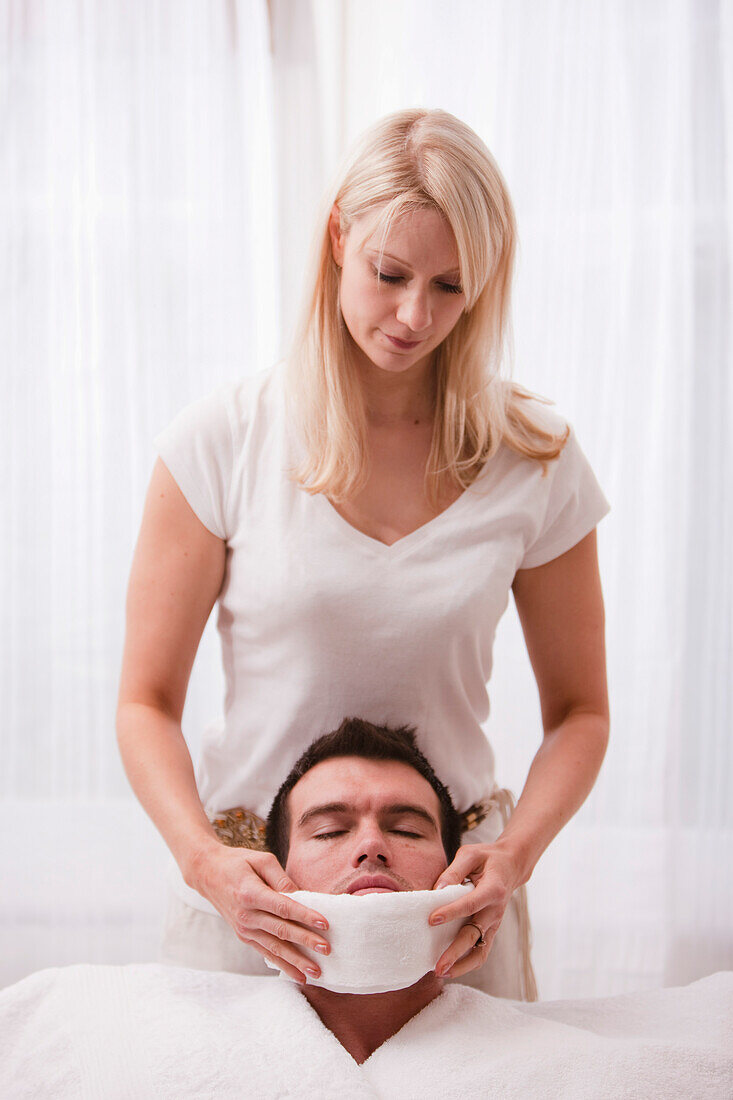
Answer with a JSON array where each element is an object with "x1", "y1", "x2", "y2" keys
[{"x1": 328, "y1": 204, "x2": 345, "y2": 267}]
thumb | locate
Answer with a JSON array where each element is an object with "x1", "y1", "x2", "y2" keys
[
  {"x1": 433, "y1": 863, "x2": 466, "y2": 891},
  {"x1": 433, "y1": 846, "x2": 481, "y2": 890},
  {"x1": 257, "y1": 856, "x2": 300, "y2": 894},
  {"x1": 274, "y1": 872, "x2": 300, "y2": 893}
]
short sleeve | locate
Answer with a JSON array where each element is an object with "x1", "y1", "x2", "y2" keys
[
  {"x1": 519, "y1": 425, "x2": 611, "y2": 569},
  {"x1": 153, "y1": 384, "x2": 236, "y2": 540}
]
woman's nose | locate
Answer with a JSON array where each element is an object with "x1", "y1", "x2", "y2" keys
[{"x1": 395, "y1": 285, "x2": 432, "y2": 332}]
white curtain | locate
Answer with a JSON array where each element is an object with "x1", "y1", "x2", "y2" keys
[
  {"x1": 2, "y1": 0, "x2": 731, "y2": 1000},
  {"x1": 1, "y1": 0, "x2": 277, "y2": 986}
]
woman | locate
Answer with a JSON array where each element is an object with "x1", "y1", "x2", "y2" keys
[{"x1": 116, "y1": 107, "x2": 611, "y2": 1001}]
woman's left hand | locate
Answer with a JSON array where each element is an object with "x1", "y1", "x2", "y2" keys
[{"x1": 428, "y1": 842, "x2": 523, "y2": 979}]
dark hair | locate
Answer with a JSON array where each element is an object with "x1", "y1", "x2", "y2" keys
[{"x1": 265, "y1": 717, "x2": 462, "y2": 865}]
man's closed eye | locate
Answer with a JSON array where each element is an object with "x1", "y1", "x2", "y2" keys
[{"x1": 314, "y1": 829, "x2": 423, "y2": 840}]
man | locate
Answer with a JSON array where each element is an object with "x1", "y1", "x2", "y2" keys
[
  {"x1": 263, "y1": 716, "x2": 469, "y2": 1064},
  {"x1": 1, "y1": 719, "x2": 731, "y2": 1098}
]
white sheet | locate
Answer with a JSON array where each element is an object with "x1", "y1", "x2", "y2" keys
[{"x1": 1, "y1": 964, "x2": 731, "y2": 1099}]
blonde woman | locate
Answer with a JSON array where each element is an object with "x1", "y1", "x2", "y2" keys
[{"x1": 117, "y1": 108, "x2": 611, "y2": 1001}]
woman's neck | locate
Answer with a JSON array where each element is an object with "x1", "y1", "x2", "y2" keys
[{"x1": 355, "y1": 357, "x2": 437, "y2": 427}]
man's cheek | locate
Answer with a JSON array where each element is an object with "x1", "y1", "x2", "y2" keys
[
  {"x1": 310, "y1": 853, "x2": 335, "y2": 891},
  {"x1": 287, "y1": 850, "x2": 328, "y2": 892}
]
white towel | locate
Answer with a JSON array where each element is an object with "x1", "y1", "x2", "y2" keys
[
  {"x1": 1, "y1": 963, "x2": 731, "y2": 1099},
  {"x1": 264, "y1": 884, "x2": 474, "y2": 993}
]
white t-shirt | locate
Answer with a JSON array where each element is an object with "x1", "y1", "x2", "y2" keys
[{"x1": 154, "y1": 363, "x2": 610, "y2": 906}]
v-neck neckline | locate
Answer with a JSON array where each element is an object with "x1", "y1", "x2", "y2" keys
[
  {"x1": 290, "y1": 980, "x2": 452, "y2": 1070},
  {"x1": 358, "y1": 986, "x2": 451, "y2": 1068},
  {"x1": 313, "y1": 458, "x2": 494, "y2": 558}
]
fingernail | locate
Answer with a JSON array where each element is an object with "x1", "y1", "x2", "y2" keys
[
  {"x1": 314, "y1": 920, "x2": 327, "y2": 930},
  {"x1": 431, "y1": 916, "x2": 444, "y2": 925},
  {"x1": 306, "y1": 967, "x2": 320, "y2": 978},
  {"x1": 314, "y1": 943, "x2": 329, "y2": 955}
]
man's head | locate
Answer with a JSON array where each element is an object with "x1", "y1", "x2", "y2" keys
[{"x1": 265, "y1": 718, "x2": 462, "y2": 895}]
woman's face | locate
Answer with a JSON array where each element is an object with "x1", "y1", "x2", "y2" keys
[{"x1": 328, "y1": 204, "x2": 466, "y2": 380}]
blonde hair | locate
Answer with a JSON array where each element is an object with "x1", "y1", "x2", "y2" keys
[{"x1": 284, "y1": 107, "x2": 569, "y2": 507}]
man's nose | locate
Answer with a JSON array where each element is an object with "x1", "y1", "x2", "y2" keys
[
  {"x1": 395, "y1": 285, "x2": 432, "y2": 332},
  {"x1": 352, "y1": 824, "x2": 390, "y2": 866}
]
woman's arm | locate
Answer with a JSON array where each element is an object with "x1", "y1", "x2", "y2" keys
[
  {"x1": 430, "y1": 528, "x2": 610, "y2": 976},
  {"x1": 116, "y1": 458, "x2": 229, "y2": 878},
  {"x1": 116, "y1": 458, "x2": 330, "y2": 982},
  {"x1": 492, "y1": 525, "x2": 610, "y2": 883}
]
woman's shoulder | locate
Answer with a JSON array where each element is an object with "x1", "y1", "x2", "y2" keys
[
  {"x1": 152, "y1": 364, "x2": 285, "y2": 539},
  {"x1": 226, "y1": 361, "x2": 284, "y2": 433},
  {"x1": 487, "y1": 384, "x2": 573, "y2": 482},
  {"x1": 157, "y1": 363, "x2": 283, "y2": 445},
  {"x1": 193, "y1": 361, "x2": 280, "y2": 417},
  {"x1": 503, "y1": 381, "x2": 572, "y2": 437}
]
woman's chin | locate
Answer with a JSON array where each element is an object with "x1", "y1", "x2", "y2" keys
[{"x1": 365, "y1": 346, "x2": 429, "y2": 374}]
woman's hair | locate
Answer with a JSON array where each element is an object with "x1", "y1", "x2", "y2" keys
[{"x1": 284, "y1": 107, "x2": 569, "y2": 508}]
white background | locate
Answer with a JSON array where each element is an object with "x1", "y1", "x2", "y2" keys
[{"x1": 1, "y1": 0, "x2": 731, "y2": 998}]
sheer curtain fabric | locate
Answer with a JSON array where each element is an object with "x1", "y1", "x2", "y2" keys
[{"x1": 2, "y1": 0, "x2": 731, "y2": 998}]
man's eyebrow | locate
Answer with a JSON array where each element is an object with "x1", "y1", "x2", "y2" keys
[
  {"x1": 365, "y1": 248, "x2": 460, "y2": 279},
  {"x1": 295, "y1": 801, "x2": 439, "y2": 831},
  {"x1": 296, "y1": 802, "x2": 351, "y2": 829},
  {"x1": 381, "y1": 804, "x2": 439, "y2": 831}
]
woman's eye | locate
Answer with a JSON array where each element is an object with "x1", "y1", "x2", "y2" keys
[
  {"x1": 374, "y1": 270, "x2": 403, "y2": 285},
  {"x1": 373, "y1": 268, "x2": 462, "y2": 294}
]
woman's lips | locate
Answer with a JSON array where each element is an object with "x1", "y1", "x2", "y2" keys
[{"x1": 383, "y1": 332, "x2": 420, "y2": 350}]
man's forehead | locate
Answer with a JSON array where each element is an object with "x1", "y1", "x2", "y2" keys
[{"x1": 289, "y1": 756, "x2": 441, "y2": 818}]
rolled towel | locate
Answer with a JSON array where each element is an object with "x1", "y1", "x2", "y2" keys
[{"x1": 266, "y1": 883, "x2": 474, "y2": 993}]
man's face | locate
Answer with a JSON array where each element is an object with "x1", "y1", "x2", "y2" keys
[{"x1": 284, "y1": 756, "x2": 449, "y2": 894}]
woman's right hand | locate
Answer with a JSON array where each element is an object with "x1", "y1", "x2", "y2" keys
[{"x1": 190, "y1": 843, "x2": 331, "y2": 984}]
